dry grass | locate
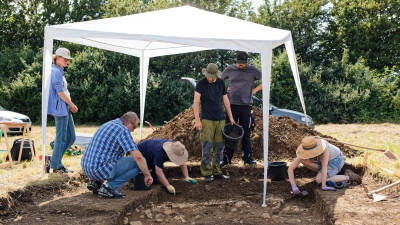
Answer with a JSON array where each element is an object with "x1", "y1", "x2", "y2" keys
[
  {"x1": 1, "y1": 123, "x2": 400, "y2": 198},
  {"x1": 0, "y1": 125, "x2": 155, "y2": 198}
]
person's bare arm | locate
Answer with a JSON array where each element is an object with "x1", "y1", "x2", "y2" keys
[
  {"x1": 156, "y1": 165, "x2": 177, "y2": 194},
  {"x1": 58, "y1": 92, "x2": 78, "y2": 113},
  {"x1": 180, "y1": 164, "x2": 197, "y2": 183},
  {"x1": 155, "y1": 165, "x2": 170, "y2": 187},
  {"x1": 180, "y1": 164, "x2": 189, "y2": 178},
  {"x1": 222, "y1": 95, "x2": 234, "y2": 124},
  {"x1": 320, "y1": 149, "x2": 330, "y2": 187},
  {"x1": 288, "y1": 157, "x2": 302, "y2": 185},
  {"x1": 252, "y1": 83, "x2": 262, "y2": 95},
  {"x1": 193, "y1": 91, "x2": 202, "y2": 130}
]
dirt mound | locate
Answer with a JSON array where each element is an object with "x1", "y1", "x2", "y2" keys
[{"x1": 144, "y1": 107, "x2": 359, "y2": 161}]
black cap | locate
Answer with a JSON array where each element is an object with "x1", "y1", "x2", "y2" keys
[{"x1": 236, "y1": 51, "x2": 248, "y2": 64}]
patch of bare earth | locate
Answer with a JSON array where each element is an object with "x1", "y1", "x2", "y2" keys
[{"x1": 1, "y1": 107, "x2": 400, "y2": 224}]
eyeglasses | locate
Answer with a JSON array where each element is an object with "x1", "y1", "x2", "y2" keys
[
  {"x1": 61, "y1": 57, "x2": 70, "y2": 62},
  {"x1": 130, "y1": 121, "x2": 137, "y2": 130}
]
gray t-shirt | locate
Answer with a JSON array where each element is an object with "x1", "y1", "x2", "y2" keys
[{"x1": 221, "y1": 64, "x2": 261, "y2": 105}]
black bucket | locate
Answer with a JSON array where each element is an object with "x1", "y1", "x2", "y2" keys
[
  {"x1": 134, "y1": 172, "x2": 152, "y2": 190},
  {"x1": 222, "y1": 124, "x2": 244, "y2": 149},
  {"x1": 268, "y1": 162, "x2": 287, "y2": 181}
]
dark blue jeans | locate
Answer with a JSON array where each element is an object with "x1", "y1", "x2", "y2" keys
[{"x1": 223, "y1": 104, "x2": 252, "y2": 162}]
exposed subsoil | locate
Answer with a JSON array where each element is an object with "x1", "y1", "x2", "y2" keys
[{"x1": 1, "y1": 107, "x2": 400, "y2": 224}]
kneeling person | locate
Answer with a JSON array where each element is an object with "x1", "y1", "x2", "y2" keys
[
  {"x1": 137, "y1": 138, "x2": 197, "y2": 195},
  {"x1": 288, "y1": 136, "x2": 362, "y2": 195},
  {"x1": 81, "y1": 112, "x2": 153, "y2": 198}
]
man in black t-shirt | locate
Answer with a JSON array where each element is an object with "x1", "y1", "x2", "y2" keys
[
  {"x1": 137, "y1": 138, "x2": 197, "y2": 195},
  {"x1": 193, "y1": 63, "x2": 235, "y2": 182}
]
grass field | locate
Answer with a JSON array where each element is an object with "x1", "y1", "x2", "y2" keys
[{"x1": 0, "y1": 123, "x2": 399, "y2": 198}]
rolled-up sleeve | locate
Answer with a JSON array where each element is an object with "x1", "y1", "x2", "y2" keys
[{"x1": 53, "y1": 72, "x2": 64, "y2": 93}]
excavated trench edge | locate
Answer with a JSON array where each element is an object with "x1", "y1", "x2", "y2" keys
[
  {"x1": 114, "y1": 165, "x2": 329, "y2": 225},
  {"x1": 1, "y1": 165, "x2": 365, "y2": 224}
]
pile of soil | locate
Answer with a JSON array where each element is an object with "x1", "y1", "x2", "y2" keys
[{"x1": 144, "y1": 107, "x2": 360, "y2": 161}]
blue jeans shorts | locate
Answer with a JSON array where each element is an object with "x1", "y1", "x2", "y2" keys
[{"x1": 317, "y1": 154, "x2": 345, "y2": 178}]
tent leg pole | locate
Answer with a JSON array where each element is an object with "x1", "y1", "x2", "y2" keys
[{"x1": 262, "y1": 168, "x2": 267, "y2": 207}]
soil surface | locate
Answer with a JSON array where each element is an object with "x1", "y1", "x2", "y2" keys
[{"x1": 1, "y1": 107, "x2": 399, "y2": 224}]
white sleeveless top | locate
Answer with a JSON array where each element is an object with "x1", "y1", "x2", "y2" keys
[{"x1": 317, "y1": 139, "x2": 342, "y2": 162}]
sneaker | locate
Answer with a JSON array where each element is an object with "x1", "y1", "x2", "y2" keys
[
  {"x1": 345, "y1": 169, "x2": 362, "y2": 184},
  {"x1": 333, "y1": 181, "x2": 346, "y2": 189},
  {"x1": 115, "y1": 189, "x2": 126, "y2": 197},
  {"x1": 220, "y1": 160, "x2": 231, "y2": 167},
  {"x1": 53, "y1": 167, "x2": 74, "y2": 173},
  {"x1": 98, "y1": 184, "x2": 125, "y2": 198},
  {"x1": 243, "y1": 158, "x2": 257, "y2": 165},
  {"x1": 204, "y1": 175, "x2": 212, "y2": 183},
  {"x1": 87, "y1": 180, "x2": 102, "y2": 194},
  {"x1": 213, "y1": 174, "x2": 229, "y2": 179},
  {"x1": 326, "y1": 180, "x2": 335, "y2": 187}
]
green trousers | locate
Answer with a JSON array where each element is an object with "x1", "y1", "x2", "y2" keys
[{"x1": 200, "y1": 119, "x2": 225, "y2": 176}]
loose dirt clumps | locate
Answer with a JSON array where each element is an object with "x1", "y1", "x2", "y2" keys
[{"x1": 145, "y1": 107, "x2": 360, "y2": 161}]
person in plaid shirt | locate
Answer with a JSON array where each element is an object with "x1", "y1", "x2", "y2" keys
[{"x1": 81, "y1": 112, "x2": 153, "y2": 198}]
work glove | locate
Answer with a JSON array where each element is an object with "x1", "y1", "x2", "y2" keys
[
  {"x1": 321, "y1": 185, "x2": 336, "y2": 191},
  {"x1": 185, "y1": 177, "x2": 197, "y2": 184},
  {"x1": 166, "y1": 185, "x2": 176, "y2": 196},
  {"x1": 291, "y1": 184, "x2": 301, "y2": 195}
]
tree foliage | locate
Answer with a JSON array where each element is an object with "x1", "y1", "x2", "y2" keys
[
  {"x1": 322, "y1": 0, "x2": 400, "y2": 71},
  {"x1": 0, "y1": 0, "x2": 399, "y2": 125},
  {"x1": 252, "y1": 0, "x2": 330, "y2": 65}
]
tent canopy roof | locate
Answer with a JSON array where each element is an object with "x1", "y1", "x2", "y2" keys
[{"x1": 46, "y1": 6, "x2": 292, "y2": 57}]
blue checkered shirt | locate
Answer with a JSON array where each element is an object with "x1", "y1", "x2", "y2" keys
[{"x1": 81, "y1": 118, "x2": 138, "y2": 181}]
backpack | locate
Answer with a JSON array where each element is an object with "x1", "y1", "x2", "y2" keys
[{"x1": 10, "y1": 138, "x2": 36, "y2": 161}]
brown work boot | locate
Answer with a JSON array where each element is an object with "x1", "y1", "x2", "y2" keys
[{"x1": 345, "y1": 169, "x2": 362, "y2": 184}]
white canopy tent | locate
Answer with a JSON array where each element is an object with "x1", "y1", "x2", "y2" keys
[{"x1": 41, "y1": 6, "x2": 307, "y2": 207}]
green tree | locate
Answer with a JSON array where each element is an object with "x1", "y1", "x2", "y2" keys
[
  {"x1": 0, "y1": 49, "x2": 43, "y2": 122},
  {"x1": 66, "y1": 48, "x2": 140, "y2": 124},
  {"x1": 252, "y1": 0, "x2": 330, "y2": 65},
  {"x1": 323, "y1": 0, "x2": 400, "y2": 71},
  {"x1": 0, "y1": 45, "x2": 36, "y2": 85}
]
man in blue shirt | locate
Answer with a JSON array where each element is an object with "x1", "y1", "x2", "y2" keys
[
  {"x1": 81, "y1": 112, "x2": 153, "y2": 198},
  {"x1": 137, "y1": 138, "x2": 197, "y2": 195}
]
